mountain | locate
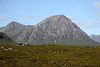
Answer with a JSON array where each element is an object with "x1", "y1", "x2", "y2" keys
[
  {"x1": 0, "y1": 21, "x2": 34, "y2": 43},
  {"x1": 90, "y1": 34, "x2": 100, "y2": 43},
  {"x1": 0, "y1": 32, "x2": 16, "y2": 45},
  {"x1": 28, "y1": 15, "x2": 98, "y2": 45},
  {"x1": 0, "y1": 15, "x2": 99, "y2": 45}
]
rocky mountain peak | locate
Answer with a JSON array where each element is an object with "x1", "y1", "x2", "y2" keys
[
  {"x1": 0, "y1": 15, "x2": 99, "y2": 45},
  {"x1": 10, "y1": 21, "x2": 19, "y2": 24},
  {"x1": 28, "y1": 15, "x2": 98, "y2": 45},
  {"x1": 47, "y1": 15, "x2": 70, "y2": 20},
  {"x1": 7, "y1": 21, "x2": 23, "y2": 28},
  {"x1": 35, "y1": 15, "x2": 71, "y2": 27}
]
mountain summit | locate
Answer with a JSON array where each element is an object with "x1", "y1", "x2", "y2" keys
[{"x1": 0, "y1": 15, "x2": 99, "y2": 45}]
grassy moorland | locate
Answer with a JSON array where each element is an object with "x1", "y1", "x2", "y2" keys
[{"x1": 0, "y1": 45, "x2": 100, "y2": 67}]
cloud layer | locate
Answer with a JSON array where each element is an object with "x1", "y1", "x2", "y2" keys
[
  {"x1": 85, "y1": 21, "x2": 98, "y2": 28},
  {"x1": 94, "y1": 0, "x2": 100, "y2": 8},
  {"x1": 0, "y1": 17, "x2": 5, "y2": 21},
  {"x1": 94, "y1": 0, "x2": 100, "y2": 17}
]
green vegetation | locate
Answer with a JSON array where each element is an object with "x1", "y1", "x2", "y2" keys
[
  {"x1": 0, "y1": 45, "x2": 100, "y2": 67},
  {"x1": 0, "y1": 32, "x2": 17, "y2": 45},
  {"x1": 0, "y1": 38, "x2": 16, "y2": 45}
]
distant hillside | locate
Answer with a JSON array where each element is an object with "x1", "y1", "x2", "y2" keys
[
  {"x1": 0, "y1": 32, "x2": 16, "y2": 45},
  {"x1": 90, "y1": 35, "x2": 100, "y2": 43}
]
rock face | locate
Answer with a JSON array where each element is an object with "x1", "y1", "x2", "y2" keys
[
  {"x1": 0, "y1": 32, "x2": 16, "y2": 45},
  {"x1": 90, "y1": 35, "x2": 100, "y2": 43},
  {"x1": 0, "y1": 15, "x2": 99, "y2": 45}
]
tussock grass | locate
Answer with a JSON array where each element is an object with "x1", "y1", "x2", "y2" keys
[{"x1": 0, "y1": 45, "x2": 100, "y2": 67}]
